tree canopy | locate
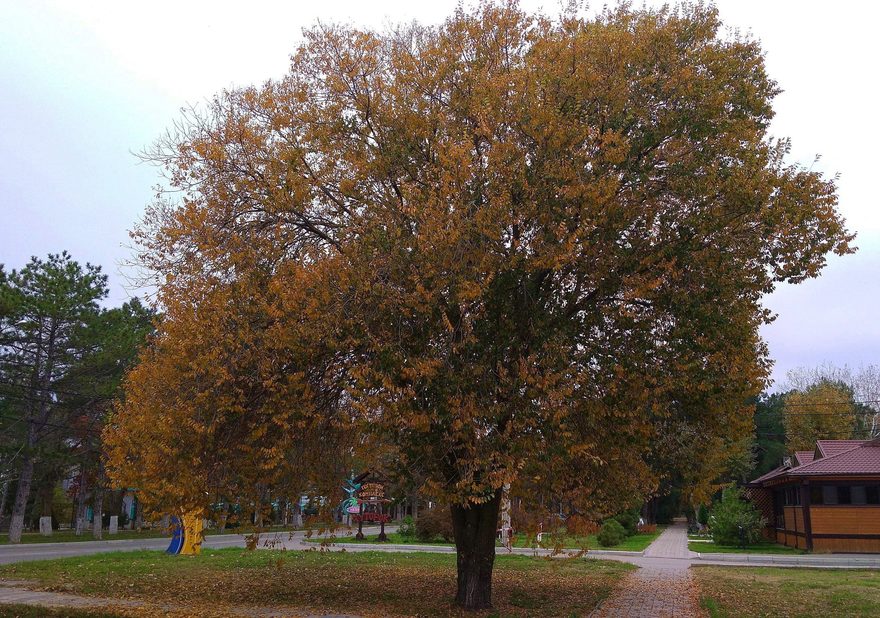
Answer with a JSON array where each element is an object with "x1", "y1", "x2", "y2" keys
[
  {"x1": 783, "y1": 380, "x2": 859, "y2": 452},
  {"x1": 105, "y1": 2, "x2": 853, "y2": 608}
]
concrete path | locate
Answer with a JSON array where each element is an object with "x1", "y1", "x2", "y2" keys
[
  {"x1": 0, "y1": 580, "x2": 143, "y2": 611},
  {"x1": 590, "y1": 520, "x2": 703, "y2": 617}
]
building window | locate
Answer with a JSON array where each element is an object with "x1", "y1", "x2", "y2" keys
[
  {"x1": 822, "y1": 485, "x2": 838, "y2": 505},
  {"x1": 851, "y1": 486, "x2": 867, "y2": 505},
  {"x1": 809, "y1": 485, "x2": 880, "y2": 506},
  {"x1": 782, "y1": 487, "x2": 801, "y2": 506}
]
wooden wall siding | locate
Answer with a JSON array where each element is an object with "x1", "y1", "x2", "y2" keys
[
  {"x1": 776, "y1": 530, "x2": 802, "y2": 548},
  {"x1": 812, "y1": 538, "x2": 880, "y2": 553},
  {"x1": 810, "y1": 506, "x2": 880, "y2": 535},
  {"x1": 782, "y1": 506, "x2": 803, "y2": 532}
]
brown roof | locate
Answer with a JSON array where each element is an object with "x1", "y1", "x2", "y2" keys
[
  {"x1": 749, "y1": 464, "x2": 789, "y2": 485},
  {"x1": 816, "y1": 440, "x2": 867, "y2": 458},
  {"x1": 790, "y1": 440, "x2": 880, "y2": 476},
  {"x1": 749, "y1": 439, "x2": 880, "y2": 485},
  {"x1": 794, "y1": 451, "x2": 815, "y2": 466}
]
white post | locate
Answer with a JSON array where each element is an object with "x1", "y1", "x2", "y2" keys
[
  {"x1": 108, "y1": 516, "x2": 118, "y2": 535},
  {"x1": 39, "y1": 516, "x2": 52, "y2": 536}
]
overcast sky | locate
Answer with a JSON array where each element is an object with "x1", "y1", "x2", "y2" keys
[{"x1": 1, "y1": 0, "x2": 877, "y2": 389}]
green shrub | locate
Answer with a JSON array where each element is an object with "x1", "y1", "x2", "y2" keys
[
  {"x1": 597, "y1": 519, "x2": 626, "y2": 547},
  {"x1": 697, "y1": 504, "x2": 709, "y2": 527},
  {"x1": 614, "y1": 508, "x2": 640, "y2": 536},
  {"x1": 415, "y1": 506, "x2": 454, "y2": 542},
  {"x1": 709, "y1": 487, "x2": 765, "y2": 546},
  {"x1": 398, "y1": 515, "x2": 416, "y2": 539}
]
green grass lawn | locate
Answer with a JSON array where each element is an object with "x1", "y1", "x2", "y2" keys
[
  {"x1": 309, "y1": 530, "x2": 454, "y2": 545},
  {"x1": 688, "y1": 540, "x2": 807, "y2": 555},
  {"x1": 695, "y1": 566, "x2": 880, "y2": 617},
  {"x1": 310, "y1": 527, "x2": 664, "y2": 552},
  {"x1": 0, "y1": 548, "x2": 634, "y2": 617},
  {"x1": 0, "y1": 529, "x2": 170, "y2": 545}
]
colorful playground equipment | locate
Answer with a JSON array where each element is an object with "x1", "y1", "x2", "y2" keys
[{"x1": 165, "y1": 512, "x2": 204, "y2": 555}]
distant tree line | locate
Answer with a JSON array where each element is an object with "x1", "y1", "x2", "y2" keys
[
  {"x1": 0, "y1": 252, "x2": 154, "y2": 543},
  {"x1": 749, "y1": 364, "x2": 879, "y2": 480}
]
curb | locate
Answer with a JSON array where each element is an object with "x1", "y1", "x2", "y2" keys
[
  {"x1": 694, "y1": 552, "x2": 880, "y2": 568},
  {"x1": 306, "y1": 540, "x2": 647, "y2": 557}
]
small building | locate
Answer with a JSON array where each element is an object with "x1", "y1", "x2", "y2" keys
[{"x1": 746, "y1": 438, "x2": 880, "y2": 553}]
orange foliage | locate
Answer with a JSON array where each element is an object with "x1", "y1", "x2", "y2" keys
[{"x1": 104, "y1": 0, "x2": 853, "y2": 607}]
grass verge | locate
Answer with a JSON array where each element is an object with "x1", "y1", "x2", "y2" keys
[
  {"x1": 688, "y1": 540, "x2": 806, "y2": 555},
  {"x1": 312, "y1": 527, "x2": 664, "y2": 552},
  {"x1": 0, "y1": 548, "x2": 633, "y2": 617},
  {"x1": 694, "y1": 565, "x2": 880, "y2": 617}
]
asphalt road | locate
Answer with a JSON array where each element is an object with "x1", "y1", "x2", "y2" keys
[
  {"x1": 3, "y1": 526, "x2": 875, "y2": 569},
  {"x1": 0, "y1": 533, "x2": 250, "y2": 565},
  {"x1": 0, "y1": 527, "x2": 393, "y2": 565}
]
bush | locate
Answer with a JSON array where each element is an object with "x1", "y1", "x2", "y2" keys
[
  {"x1": 697, "y1": 504, "x2": 709, "y2": 527},
  {"x1": 398, "y1": 515, "x2": 416, "y2": 539},
  {"x1": 597, "y1": 519, "x2": 626, "y2": 547},
  {"x1": 415, "y1": 506, "x2": 454, "y2": 542},
  {"x1": 709, "y1": 487, "x2": 766, "y2": 546},
  {"x1": 614, "y1": 508, "x2": 640, "y2": 536}
]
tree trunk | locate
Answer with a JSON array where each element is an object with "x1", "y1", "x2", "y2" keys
[
  {"x1": 39, "y1": 478, "x2": 54, "y2": 518},
  {"x1": 450, "y1": 492, "x2": 502, "y2": 610},
  {"x1": 642, "y1": 497, "x2": 658, "y2": 525},
  {"x1": 409, "y1": 490, "x2": 419, "y2": 521},
  {"x1": 74, "y1": 472, "x2": 88, "y2": 534},
  {"x1": 0, "y1": 480, "x2": 9, "y2": 528},
  {"x1": 92, "y1": 487, "x2": 104, "y2": 539},
  {"x1": 92, "y1": 465, "x2": 105, "y2": 540},
  {"x1": 8, "y1": 455, "x2": 35, "y2": 543}
]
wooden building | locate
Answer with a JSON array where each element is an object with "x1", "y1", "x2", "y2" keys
[{"x1": 746, "y1": 438, "x2": 880, "y2": 553}]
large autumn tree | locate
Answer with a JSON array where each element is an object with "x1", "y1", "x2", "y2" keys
[{"x1": 107, "y1": 3, "x2": 853, "y2": 609}]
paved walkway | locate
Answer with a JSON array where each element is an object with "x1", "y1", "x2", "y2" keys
[
  {"x1": 590, "y1": 520, "x2": 703, "y2": 618},
  {"x1": 0, "y1": 581, "x2": 143, "y2": 611}
]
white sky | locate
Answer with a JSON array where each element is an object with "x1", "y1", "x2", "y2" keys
[{"x1": 1, "y1": 0, "x2": 877, "y2": 388}]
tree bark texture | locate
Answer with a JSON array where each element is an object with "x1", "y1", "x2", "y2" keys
[
  {"x1": 0, "y1": 480, "x2": 9, "y2": 528},
  {"x1": 7, "y1": 455, "x2": 35, "y2": 543},
  {"x1": 74, "y1": 472, "x2": 88, "y2": 534},
  {"x1": 450, "y1": 492, "x2": 502, "y2": 610},
  {"x1": 92, "y1": 465, "x2": 105, "y2": 540}
]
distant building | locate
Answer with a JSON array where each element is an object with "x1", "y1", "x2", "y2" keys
[{"x1": 746, "y1": 438, "x2": 880, "y2": 553}]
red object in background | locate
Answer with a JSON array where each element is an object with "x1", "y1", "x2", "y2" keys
[{"x1": 352, "y1": 512, "x2": 391, "y2": 523}]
